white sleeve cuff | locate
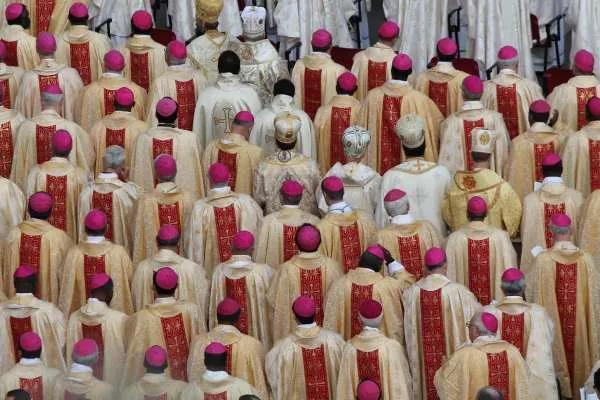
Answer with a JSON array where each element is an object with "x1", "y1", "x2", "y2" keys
[
  {"x1": 387, "y1": 260, "x2": 405, "y2": 275},
  {"x1": 531, "y1": 246, "x2": 544, "y2": 258}
]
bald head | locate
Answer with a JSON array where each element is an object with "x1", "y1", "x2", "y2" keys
[{"x1": 476, "y1": 386, "x2": 504, "y2": 400}]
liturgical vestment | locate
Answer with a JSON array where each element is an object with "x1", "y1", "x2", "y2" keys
[
  {"x1": 181, "y1": 373, "x2": 258, "y2": 399},
  {"x1": 52, "y1": 369, "x2": 115, "y2": 400},
  {"x1": 121, "y1": 35, "x2": 167, "y2": 93},
  {"x1": 186, "y1": 31, "x2": 231, "y2": 85},
  {"x1": 579, "y1": 189, "x2": 600, "y2": 265},
  {"x1": 0, "y1": 25, "x2": 38, "y2": 70},
  {"x1": 0, "y1": 359, "x2": 61, "y2": 400},
  {"x1": 0, "y1": 177, "x2": 24, "y2": 239},
  {"x1": 0, "y1": 65, "x2": 24, "y2": 110},
  {"x1": 0, "y1": 107, "x2": 25, "y2": 180},
  {"x1": 414, "y1": 62, "x2": 469, "y2": 117},
  {"x1": 548, "y1": 75, "x2": 600, "y2": 132},
  {"x1": 562, "y1": 120, "x2": 600, "y2": 197},
  {"x1": 121, "y1": 373, "x2": 186, "y2": 400},
  {"x1": 351, "y1": 42, "x2": 397, "y2": 101}
]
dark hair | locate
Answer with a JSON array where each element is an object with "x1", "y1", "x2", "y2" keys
[
  {"x1": 391, "y1": 67, "x2": 411, "y2": 81},
  {"x1": 281, "y1": 193, "x2": 302, "y2": 206},
  {"x1": 274, "y1": 79, "x2": 295, "y2": 97},
  {"x1": 114, "y1": 102, "x2": 134, "y2": 112},
  {"x1": 471, "y1": 151, "x2": 491, "y2": 162},
  {"x1": 68, "y1": 14, "x2": 88, "y2": 26},
  {"x1": 594, "y1": 368, "x2": 600, "y2": 391},
  {"x1": 156, "y1": 107, "x2": 179, "y2": 125},
  {"x1": 358, "y1": 252, "x2": 383, "y2": 273},
  {"x1": 131, "y1": 22, "x2": 152, "y2": 36},
  {"x1": 425, "y1": 262, "x2": 445, "y2": 272},
  {"x1": 312, "y1": 45, "x2": 331, "y2": 53},
  {"x1": 239, "y1": 395, "x2": 261, "y2": 400},
  {"x1": 204, "y1": 352, "x2": 227, "y2": 369},
  {"x1": 296, "y1": 314, "x2": 315, "y2": 325},
  {"x1": 468, "y1": 212, "x2": 486, "y2": 222},
  {"x1": 541, "y1": 162, "x2": 563, "y2": 178},
  {"x1": 529, "y1": 110, "x2": 550, "y2": 124},
  {"x1": 336, "y1": 82, "x2": 357, "y2": 96},
  {"x1": 475, "y1": 386, "x2": 505, "y2": 400},
  {"x1": 90, "y1": 279, "x2": 114, "y2": 300},
  {"x1": 19, "y1": 347, "x2": 42, "y2": 360},
  {"x1": 218, "y1": 51, "x2": 241, "y2": 74},
  {"x1": 321, "y1": 184, "x2": 344, "y2": 202},
  {"x1": 144, "y1": 358, "x2": 168, "y2": 374},
  {"x1": 29, "y1": 208, "x2": 52, "y2": 220},
  {"x1": 14, "y1": 275, "x2": 37, "y2": 294},
  {"x1": 437, "y1": 52, "x2": 455, "y2": 63},
  {"x1": 6, "y1": 389, "x2": 31, "y2": 400},
  {"x1": 157, "y1": 234, "x2": 180, "y2": 248},
  {"x1": 403, "y1": 142, "x2": 426, "y2": 158},
  {"x1": 53, "y1": 148, "x2": 71, "y2": 158},
  {"x1": 152, "y1": 272, "x2": 177, "y2": 296},
  {"x1": 217, "y1": 308, "x2": 241, "y2": 325},
  {"x1": 7, "y1": 8, "x2": 29, "y2": 29}
]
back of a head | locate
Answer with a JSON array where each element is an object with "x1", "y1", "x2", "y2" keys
[
  {"x1": 274, "y1": 79, "x2": 295, "y2": 97},
  {"x1": 103, "y1": 145, "x2": 126, "y2": 171},
  {"x1": 6, "y1": 389, "x2": 31, "y2": 400},
  {"x1": 239, "y1": 396, "x2": 261, "y2": 400},
  {"x1": 476, "y1": 386, "x2": 504, "y2": 400},
  {"x1": 594, "y1": 368, "x2": 600, "y2": 393},
  {"x1": 218, "y1": 50, "x2": 241, "y2": 75}
]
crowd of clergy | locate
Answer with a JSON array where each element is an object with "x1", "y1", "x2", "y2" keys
[{"x1": 1, "y1": 0, "x2": 600, "y2": 399}]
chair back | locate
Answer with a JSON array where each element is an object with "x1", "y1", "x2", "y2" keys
[
  {"x1": 544, "y1": 67, "x2": 574, "y2": 94},
  {"x1": 331, "y1": 47, "x2": 362, "y2": 70},
  {"x1": 151, "y1": 28, "x2": 176, "y2": 46}
]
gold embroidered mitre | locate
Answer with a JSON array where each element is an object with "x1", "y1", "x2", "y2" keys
[{"x1": 197, "y1": 0, "x2": 224, "y2": 23}]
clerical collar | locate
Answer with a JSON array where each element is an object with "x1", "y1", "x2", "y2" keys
[
  {"x1": 133, "y1": 34, "x2": 151, "y2": 39},
  {"x1": 297, "y1": 322, "x2": 317, "y2": 329},
  {"x1": 499, "y1": 68, "x2": 517, "y2": 75},
  {"x1": 328, "y1": 201, "x2": 352, "y2": 214},
  {"x1": 504, "y1": 296, "x2": 524, "y2": 301},
  {"x1": 87, "y1": 297, "x2": 102, "y2": 304},
  {"x1": 86, "y1": 235, "x2": 105, "y2": 244},
  {"x1": 542, "y1": 176, "x2": 563, "y2": 185},
  {"x1": 391, "y1": 214, "x2": 414, "y2": 225},
  {"x1": 50, "y1": 156, "x2": 68, "y2": 163},
  {"x1": 158, "y1": 123, "x2": 176, "y2": 128},
  {"x1": 461, "y1": 101, "x2": 484, "y2": 111},
  {"x1": 387, "y1": 79, "x2": 409, "y2": 86},
  {"x1": 155, "y1": 296, "x2": 176, "y2": 305},
  {"x1": 282, "y1": 204, "x2": 300, "y2": 209},
  {"x1": 16, "y1": 293, "x2": 34, "y2": 297},
  {"x1": 203, "y1": 370, "x2": 229, "y2": 382},
  {"x1": 19, "y1": 358, "x2": 41, "y2": 366},
  {"x1": 70, "y1": 363, "x2": 93, "y2": 374},
  {"x1": 299, "y1": 251, "x2": 320, "y2": 258},
  {"x1": 211, "y1": 186, "x2": 231, "y2": 193},
  {"x1": 103, "y1": 72, "x2": 122, "y2": 78},
  {"x1": 363, "y1": 326, "x2": 379, "y2": 331},
  {"x1": 99, "y1": 172, "x2": 118, "y2": 180},
  {"x1": 228, "y1": 255, "x2": 252, "y2": 268}
]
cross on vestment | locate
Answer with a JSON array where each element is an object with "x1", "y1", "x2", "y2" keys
[{"x1": 214, "y1": 106, "x2": 235, "y2": 134}]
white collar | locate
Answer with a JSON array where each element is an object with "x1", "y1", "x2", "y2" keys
[
  {"x1": 461, "y1": 101, "x2": 484, "y2": 111},
  {"x1": 19, "y1": 358, "x2": 41, "y2": 366},
  {"x1": 103, "y1": 72, "x2": 122, "y2": 78},
  {"x1": 391, "y1": 214, "x2": 414, "y2": 225},
  {"x1": 328, "y1": 201, "x2": 352, "y2": 214},
  {"x1": 211, "y1": 186, "x2": 231, "y2": 193},
  {"x1": 16, "y1": 293, "x2": 34, "y2": 297},
  {"x1": 363, "y1": 326, "x2": 379, "y2": 331},
  {"x1": 387, "y1": 79, "x2": 409, "y2": 85},
  {"x1": 86, "y1": 297, "x2": 103, "y2": 305},
  {"x1": 358, "y1": 267, "x2": 376, "y2": 274},
  {"x1": 505, "y1": 296, "x2": 524, "y2": 301},
  {"x1": 203, "y1": 370, "x2": 229, "y2": 382},
  {"x1": 228, "y1": 255, "x2": 252, "y2": 268},
  {"x1": 310, "y1": 52, "x2": 331, "y2": 59},
  {"x1": 542, "y1": 176, "x2": 563, "y2": 185},
  {"x1": 50, "y1": 156, "x2": 68, "y2": 163},
  {"x1": 70, "y1": 363, "x2": 93, "y2": 374},
  {"x1": 282, "y1": 204, "x2": 300, "y2": 209},
  {"x1": 297, "y1": 322, "x2": 317, "y2": 329},
  {"x1": 86, "y1": 235, "x2": 105, "y2": 244},
  {"x1": 499, "y1": 68, "x2": 517, "y2": 75},
  {"x1": 154, "y1": 297, "x2": 176, "y2": 305},
  {"x1": 98, "y1": 172, "x2": 118, "y2": 179}
]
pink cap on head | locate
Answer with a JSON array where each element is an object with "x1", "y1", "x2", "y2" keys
[
  {"x1": 73, "y1": 338, "x2": 98, "y2": 357},
  {"x1": 115, "y1": 87, "x2": 134, "y2": 107},
  {"x1": 19, "y1": 331, "x2": 42, "y2": 352},
  {"x1": 296, "y1": 224, "x2": 321, "y2": 252},
  {"x1": 157, "y1": 225, "x2": 179, "y2": 241},
  {"x1": 104, "y1": 49, "x2": 125, "y2": 71},
  {"x1": 44, "y1": 84, "x2": 62, "y2": 95},
  {"x1": 551, "y1": 213, "x2": 571, "y2": 228},
  {"x1": 205, "y1": 342, "x2": 227, "y2": 355},
  {"x1": 292, "y1": 295, "x2": 316, "y2": 318},
  {"x1": 392, "y1": 53, "x2": 412, "y2": 71},
  {"x1": 357, "y1": 380, "x2": 381, "y2": 400},
  {"x1": 234, "y1": 110, "x2": 254, "y2": 124},
  {"x1": 167, "y1": 40, "x2": 187, "y2": 60},
  {"x1": 36, "y1": 32, "x2": 56, "y2": 55},
  {"x1": 425, "y1": 247, "x2": 446, "y2": 266},
  {"x1": 311, "y1": 29, "x2": 332, "y2": 48},
  {"x1": 322, "y1": 176, "x2": 343, "y2": 192},
  {"x1": 69, "y1": 2, "x2": 88, "y2": 18},
  {"x1": 359, "y1": 299, "x2": 382, "y2": 319},
  {"x1": 156, "y1": 97, "x2": 177, "y2": 118},
  {"x1": 232, "y1": 230, "x2": 254, "y2": 250},
  {"x1": 481, "y1": 312, "x2": 498, "y2": 333},
  {"x1": 463, "y1": 75, "x2": 483, "y2": 94},
  {"x1": 208, "y1": 163, "x2": 230, "y2": 184},
  {"x1": 89, "y1": 273, "x2": 110, "y2": 290},
  {"x1": 5, "y1": 3, "x2": 24, "y2": 22},
  {"x1": 530, "y1": 99, "x2": 551, "y2": 114},
  {"x1": 437, "y1": 38, "x2": 458, "y2": 57},
  {"x1": 575, "y1": 49, "x2": 595, "y2": 73},
  {"x1": 155, "y1": 267, "x2": 178, "y2": 290},
  {"x1": 366, "y1": 245, "x2": 385, "y2": 260},
  {"x1": 84, "y1": 209, "x2": 107, "y2": 231},
  {"x1": 217, "y1": 298, "x2": 241, "y2": 316},
  {"x1": 588, "y1": 96, "x2": 600, "y2": 118},
  {"x1": 467, "y1": 196, "x2": 487, "y2": 215},
  {"x1": 501, "y1": 267, "x2": 524, "y2": 282},
  {"x1": 145, "y1": 345, "x2": 167, "y2": 367},
  {"x1": 52, "y1": 129, "x2": 72, "y2": 153},
  {"x1": 131, "y1": 10, "x2": 153, "y2": 31},
  {"x1": 281, "y1": 180, "x2": 303, "y2": 197},
  {"x1": 154, "y1": 154, "x2": 177, "y2": 178},
  {"x1": 14, "y1": 265, "x2": 35, "y2": 279},
  {"x1": 384, "y1": 189, "x2": 406, "y2": 202},
  {"x1": 337, "y1": 72, "x2": 357, "y2": 92},
  {"x1": 28, "y1": 192, "x2": 52, "y2": 214},
  {"x1": 497, "y1": 45, "x2": 518, "y2": 60},
  {"x1": 378, "y1": 21, "x2": 400, "y2": 40},
  {"x1": 541, "y1": 152, "x2": 561, "y2": 167}
]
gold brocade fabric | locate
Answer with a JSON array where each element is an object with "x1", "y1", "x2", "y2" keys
[
  {"x1": 52, "y1": 370, "x2": 115, "y2": 400},
  {"x1": 414, "y1": 64, "x2": 469, "y2": 116},
  {"x1": 0, "y1": 177, "x2": 24, "y2": 240},
  {"x1": 548, "y1": 75, "x2": 600, "y2": 132},
  {"x1": 0, "y1": 361, "x2": 61, "y2": 399},
  {"x1": 579, "y1": 189, "x2": 600, "y2": 265},
  {"x1": 351, "y1": 42, "x2": 396, "y2": 101},
  {"x1": 180, "y1": 374, "x2": 259, "y2": 399},
  {"x1": 121, "y1": 373, "x2": 187, "y2": 400},
  {"x1": 121, "y1": 35, "x2": 168, "y2": 92},
  {"x1": 0, "y1": 25, "x2": 38, "y2": 70},
  {"x1": 562, "y1": 121, "x2": 600, "y2": 197},
  {"x1": 187, "y1": 32, "x2": 231, "y2": 85}
]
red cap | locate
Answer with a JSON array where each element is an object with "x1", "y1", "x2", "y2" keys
[
  {"x1": 145, "y1": 345, "x2": 167, "y2": 367},
  {"x1": 322, "y1": 176, "x2": 343, "y2": 192},
  {"x1": 14, "y1": 265, "x2": 35, "y2": 279},
  {"x1": 392, "y1": 54, "x2": 412, "y2": 71},
  {"x1": 234, "y1": 110, "x2": 254, "y2": 124},
  {"x1": 501, "y1": 267, "x2": 524, "y2": 282},
  {"x1": 44, "y1": 84, "x2": 62, "y2": 95},
  {"x1": 28, "y1": 192, "x2": 52, "y2": 214},
  {"x1": 157, "y1": 225, "x2": 179, "y2": 241},
  {"x1": 232, "y1": 230, "x2": 254, "y2": 250},
  {"x1": 281, "y1": 180, "x2": 303, "y2": 197},
  {"x1": 208, "y1": 163, "x2": 230, "y2": 184},
  {"x1": 551, "y1": 213, "x2": 571, "y2": 228},
  {"x1": 167, "y1": 40, "x2": 187, "y2": 60},
  {"x1": 156, "y1": 97, "x2": 177, "y2": 118},
  {"x1": 104, "y1": 49, "x2": 125, "y2": 71},
  {"x1": 5, "y1": 3, "x2": 24, "y2": 22},
  {"x1": 205, "y1": 342, "x2": 227, "y2": 355},
  {"x1": 463, "y1": 75, "x2": 483, "y2": 94},
  {"x1": 378, "y1": 21, "x2": 400, "y2": 40},
  {"x1": 425, "y1": 247, "x2": 446, "y2": 266},
  {"x1": 36, "y1": 32, "x2": 56, "y2": 55},
  {"x1": 530, "y1": 99, "x2": 551, "y2": 114},
  {"x1": 497, "y1": 45, "x2": 518, "y2": 61},
  {"x1": 436, "y1": 38, "x2": 458, "y2": 57},
  {"x1": 384, "y1": 189, "x2": 406, "y2": 202},
  {"x1": 575, "y1": 50, "x2": 595, "y2": 73},
  {"x1": 84, "y1": 209, "x2": 107, "y2": 231},
  {"x1": 296, "y1": 224, "x2": 320, "y2": 252},
  {"x1": 588, "y1": 97, "x2": 600, "y2": 118},
  {"x1": 467, "y1": 196, "x2": 487, "y2": 215},
  {"x1": 292, "y1": 295, "x2": 316, "y2": 318},
  {"x1": 366, "y1": 245, "x2": 385, "y2": 260},
  {"x1": 311, "y1": 29, "x2": 332, "y2": 48},
  {"x1": 115, "y1": 87, "x2": 134, "y2": 107},
  {"x1": 19, "y1": 331, "x2": 42, "y2": 352},
  {"x1": 337, "y1": 72, "x2": 357, "y2": 92},
  {"x1": 359, "y1": 299, "x2": 382, "y2": 319},
  {"x1": 73, "y1": 338, "x2": 98, "y2": 357},
  {"x1": 154, "y1": 154, "x2": 177, "y2": 178},
  {"x1": 217, "y1": 298, "x2": 241, "y2": 316},
  {"x1": 52, "y1": 129, "x2": 72, "y2": 153},
  {"x1": 481, "y1": 312, "x2": 498, "y2": 333},
  {"x1": 155, "y1": 267, "x2": 178, "y2": 290},
  {"x1": 357, "y1": 380, "x2": 381, "y2": 400},
  {"x1": 88, "y1": 273, "x2": 110, "y2": 290},
  {"x1": 541, "y1": 152, "x2": 561, "y2": 167},
  {"x1": 69, "y1": 2, "x2": 88, "y2": 18},
  {"x1": 131, "y1": 10, "x2": 153, "y2": 31}
]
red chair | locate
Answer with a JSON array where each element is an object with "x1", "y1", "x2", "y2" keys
[
  {"x1": 544, "y1": 67, "x2": 574, "y2": 94},
  {"x1": 151, "y1": 28, "x2": 176, "y2": 46},
  {"x1": 331, "y1": 47, "x2": 362, "y2": 70},
  {"x1": 429, "y1": 57, "x2": 480, "y2": 77}
]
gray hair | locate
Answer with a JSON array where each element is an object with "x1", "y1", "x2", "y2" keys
[
  {"x1": 500, "y1": 278, "x2": 525, "y2": 296},
  {"x1": 476, "y1": 386, "x2": 504, "y2": 400},
  {"x1": 550, "y1": 224, "x2": 570, "y2": 236},
  {"x1": 360, "y1": 314, "x2": 383, "y2": 329},
  {"x1": 41, "y1": 91, "x2": 63, "y2": 108},
  {"x1": 103, "y1": 145, "x2": 126, "y2": 170},
  {"x1": 497, "y1": 58, "x2": 518, "y2": 72},
  {"x1": 72, "y1": 350, "x2": 98, "y2": 366}
]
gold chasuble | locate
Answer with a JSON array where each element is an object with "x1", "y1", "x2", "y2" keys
[
  {"x1": 266, "y1": 325, "x2": 345, "y2": 400},
  {"x1": 336, "y1": 326, "x2": 412, "y2": 399},
  {"x1": 442, "y1": 168, "x2": 522, "y2": 237},
  {"x1": 0, "y1": 64, "x2": 24, "y2": 111},
  {"x1": 403, "y1": 273, "x2": 481, "y2": 400},
  {"x1": 187, "y1": 324, "x2": 269, "y2": 399},
  {"x1": 446, "y1": 221, "x2": 517, "y2": 305},
  {"x1": 2, "y1": 218, "x2": 72, "y2": 304},
  {"x1": 0, "y1": 107, "x2": 24, "y2": 180},
  {"x1": 527, "y1": 242, "x2": 600, "y2": 399},
  {"x1": 359, "y1": 81, "x2": 444, "y2": 174},
  {"x1": 0, "y1": 177, "x2": 24, "y2": 239},
  {"x1": 122, "y1": 297, "x2": 202, "y2": 387},
  {"x1": 58, "y1": 240, "x2": 133, "y2": 316},
  {"x1": 351, "y1": 42, "x2": 397, "y2": 101},
  {"x1": 414, "y1": 62, "x2": 469, "y2": 117},
  {"x1": 187, "y1": 31, "x2": 231, "y2": 85},
  {"x1": 202, "y1": 133, "x2": 264, "y2": 195},
  {"x1": 0, "y1": 25, "x2": 38, "y2": 70},
  {"x1": 268, "y1": 251, "x2": 342, "y2": 343},
  {"x1": 434, "y1": 336, "x2": 531, "y2": 400},
  {"x1": 121, "y1": 373, "x2": 187, "y2": 400},
  {"x1": 548, "y1": 75, "x2": 600, "y2": 132},
  {"x1": 65, "y1": 299, "x2": 128, "y2": 389},
  {"x1": 121, "y1": 35, "x2": 167, "y2": 93},
  {"x1": 562, "y1": 120, "x2": 600, "y2": 197},
  {"x1": 0, "y1": 360, "x2": 61, "y2": 400},
  {"x1": 52, "y1": 369, "x2": 115, "y2": 400},
  {"x1": 0, "y1": 294, "x2": 66, "y2": 375},
  {"x1": 181, "y1": 373, "x2": 258, "y2": 399},
  {"x1": 579, "y1": 190, "x2": 600, "y2": 265}
]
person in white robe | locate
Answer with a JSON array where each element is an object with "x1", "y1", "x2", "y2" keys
[
  {"x1": 168, "y1": 0, "x2": 196, "y2": 42},
  {"x1": 567, "y1": 0, "x2": 600, "y2": 78},
  {"x1": 88, "y1": 0, "x2": 153, "y2": 48},
  {"x1": 218, "y1": 0, "x2": 243, "y2": 38}
]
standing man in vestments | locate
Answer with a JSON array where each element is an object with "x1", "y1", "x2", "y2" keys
[
  {"x1": 87, "y1": 0, "x2": 152, "y2": 48},
  {"x1": 403, "y1": 247, "x2": 481, "y2": 400},
  {"x1": 483, "y1": 268, "x2": 559, "y2": 399},
  {"x1": 186, "y1": 163, "x2": 263, "y2": 279},
  {"x1": 445, "y1": 196, "x2": 517, "y2": 305},
  {"x1": 15, "y1": 32, "x2": 84, "y2": 121},
  {"x1": 376, "y1": 114, "x2": 451, "y2": 231},
  {"x1": 377, "y1": 189, "x2": 443, "y2": 280},
  {"x1": 315, "y1": 73, "x2": 361, "y2": 172},
  {"x1": 527, "y1": 213, "x2": 600, "y2": 400},
  {"x1": 0, "y1": 175, "x2": 23, "y2": 240},
  {"x1": 0, "y1": 85, "x2": 25, "y2": 180},
  {"x1": 359, "y1": 54, "x2": 444, "y2": 173},
  {"x1": 25, "y1": 130, "x2": 89, "y2": 240},
  {"x1": 520, "y1": 154, "x2": 583, "y2": 274},
  {"x1": 146, "y1": 40, "x2": 207, "y2": 131},
  {"x1": 415, "y1": 38, "x2": 468, "y2": 117},
  {"x1": 0, "y1": 40, "x2": 25, "y2": 110},
  {"x1": 187, "y1": 298, "x2": 269, "y2": 399},
  {"x1": 255, "y1": 181, "x2": 321, "y2": 268},
  {"x1": 0, "y1": 266, "x2": 66, "y2": 375},
  {"x1": 2, "y1": 192, "x2": 71, "y2": 304},
  {"x1": 481, "y1": 46, "x2": 544, "y2": 139},
  {"x1": 266, "y1": 296, "x2": 345, "y2": 400},
  {"x1": 567, "y1": 0, "x2": 600, "y2": 78},
  {"x1": 0, "y1": 4, "x2": 37, "y2": 70},
  {"x1": 434, "y1": 312, "x2": 531, "y2": 399},
  {"x1": 55, "y1": 3, "x2": 111, "y2": 86},
  {"x1": 192, "y1": 50, "x2": 262, "y2": 149},
  {"x1": 202, "y1": 111, "x2": 263, "y2": 195},
  {"x1": 439, "y1": 75, "x2": 510, "y2": 177},
  {"x1": 336, "y1": 300, "x2": 412, "y2": 399},
  {"x1": 65, "y1": 274, "x2": 128, "y2": 390}
]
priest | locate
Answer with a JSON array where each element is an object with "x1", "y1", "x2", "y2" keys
[
  {"x1": 0, "y1": 4, "x2": 37, "y2": 70},
  {"x1": 0, "y1": 175, "x2": 23, "y2": 240},
  {"x1": 0, "y1": 82, "x2": 24, "y2": 180},
  {"x1": 88, "y1": 0, "x2": 152, "y2": 48},
  {"x1": 267, "y1": 224, "x2": 342, "y2": 342},
  {"x1": 0, "y1": 40, "x2": 25, "y2": 110}
]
